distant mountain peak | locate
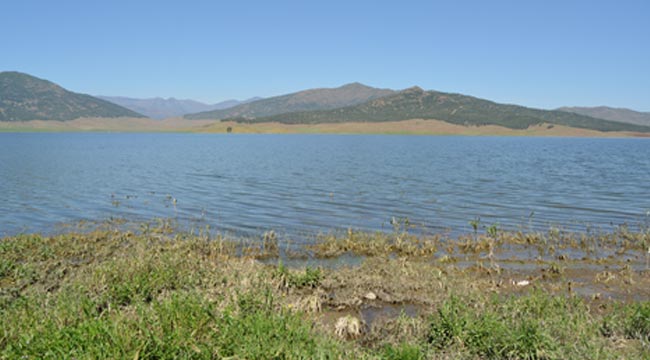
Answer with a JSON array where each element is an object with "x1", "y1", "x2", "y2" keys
[
  {"x1": 340, "y1": 82, "x2": 371, "y2": 89},
  {"x1": 403, "y1": 86, "x2": 425, "y2": 93},
  {"x1": 98, "y1": 95, "x2": 262, "y2": 119},
  {"x1": 186, "y1": 83, "x2": 396, "y2": 120}
]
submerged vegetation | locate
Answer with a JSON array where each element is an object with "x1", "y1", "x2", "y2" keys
[{"x1": 1, "y1": 221, "x2": 650, "y2": 359}]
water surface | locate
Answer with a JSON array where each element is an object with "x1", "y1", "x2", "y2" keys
[{"x1": 1, "y1": 133, "x2": 649, "y2": 239}]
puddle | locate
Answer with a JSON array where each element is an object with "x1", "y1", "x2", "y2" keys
[
  {"x1": 317, "y1": 302, "x2": 423, "y2": 333},
  {"x1": 361, "y1": 303, "x2": 421, "y2": 327}
]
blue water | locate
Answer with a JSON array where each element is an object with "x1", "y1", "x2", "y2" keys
[{"x1": 1, "y1": 133, "x2": 649, "y2": 239}]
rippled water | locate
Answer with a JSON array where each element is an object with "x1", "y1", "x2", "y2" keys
[{"x1": 1, "y1": 133, "x2": 649, "y2": 238}]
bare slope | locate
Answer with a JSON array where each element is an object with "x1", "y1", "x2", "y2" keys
[{"x1": 200, "y1": 119, "x2": 650, "y2": 137}]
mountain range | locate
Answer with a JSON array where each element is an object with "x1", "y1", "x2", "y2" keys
[
  {"x1": 221, "y1": 86, "x2": 650, "y2": 133},
  {"x1": 0, "y1": 72, "x2": 144, "y2": 121},
  {"x1": 185, "y1": 82, "x2": 395, "y2": 120},
  {"x1": 98, "y1": 96, "x2": 262, "y2": 119},
  {"x1": 557, "y1": 106, "x2": 650, "y2": 127},
  {"x1": 1, "y1": 71, "x2": 649, "y2": 133}
]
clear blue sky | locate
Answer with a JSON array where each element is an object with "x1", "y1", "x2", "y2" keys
[{"x1": 2, "y1": 0, "x2": 649, "y2": 110}]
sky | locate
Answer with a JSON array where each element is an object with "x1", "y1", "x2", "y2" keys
[{"x1": 2, "y1": 0, "x2": 649, "y2": 111}]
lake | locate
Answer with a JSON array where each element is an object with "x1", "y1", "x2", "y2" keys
[{"x1": 1, "y1": 133, "x2": 649, "y2": 239}]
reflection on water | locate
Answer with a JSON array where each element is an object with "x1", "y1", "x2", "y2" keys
[{"x1": 1, "y1": 133, "x2": 649, "y2": 238}]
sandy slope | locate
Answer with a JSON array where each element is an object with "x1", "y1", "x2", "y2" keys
[
  {"x1": 199, "y1": 119, "x2": 650, "y2": 137},
  {"x1": 1, "y1": 117, "x2": 649, "y2": 137}
]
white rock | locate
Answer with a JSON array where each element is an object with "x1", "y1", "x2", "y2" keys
[
  {"x1": 364, "y1": 291, "x2": 377, "y2": 300},
  {"x1": 514, "y1": 280, "x2": 530, "y2": 287}
]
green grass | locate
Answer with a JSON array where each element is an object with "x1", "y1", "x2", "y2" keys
[
  {"x1": 2, "y1": 290, "x2": 346, "y2": 359},
  {"x1": 274, "y1": 261, "x2": 323, "y2": 290},
  {"x1": 380, "y1": 343, "x2": 424, "y2": 360},
  {"x1": 428, "y1": 294, "x2": 562, "y2": 358},
  {"x1": 1, "y1": 227, "x2": 650, "y2": 359}
]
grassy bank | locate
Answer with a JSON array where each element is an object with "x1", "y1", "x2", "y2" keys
[{"x1": 1, "y1": 224, "x2": 650, "y2": 359}]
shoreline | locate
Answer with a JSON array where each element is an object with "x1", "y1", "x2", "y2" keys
[
  {"x1": 1, "y1": 117, "x2": 650, "y2": 138},
  {"x1": 2, "y1": 224, "x2": 649, "y2": 358}
]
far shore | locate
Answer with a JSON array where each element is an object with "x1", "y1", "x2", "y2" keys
[{"x1": 1, "y1": 117, "x2": 649, "y2": 138}]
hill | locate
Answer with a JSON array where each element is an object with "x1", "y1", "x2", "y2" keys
[
  {"x1": 557, "y1": 106, "x2": 650, "y2": 127},
  {"x1": 230, "y1": 87, "x2": 650, "y2": 132},
  {"x1": 0, "y1": 72, "x2": 145, "y2": 121},
  {"x1": 185, "y1": 82, "x2": 395, "y2": 120},
  {"x1": 98, "y1": 96, "x2": 262, "y2": 119}
]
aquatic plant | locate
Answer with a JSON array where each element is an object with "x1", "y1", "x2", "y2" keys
[
  {"x1": 469, "y1": 217, "x2": 481, "y2": 240},
  {"x1": 486, "y1": 223, "x2": 499, "y2": 238}
]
